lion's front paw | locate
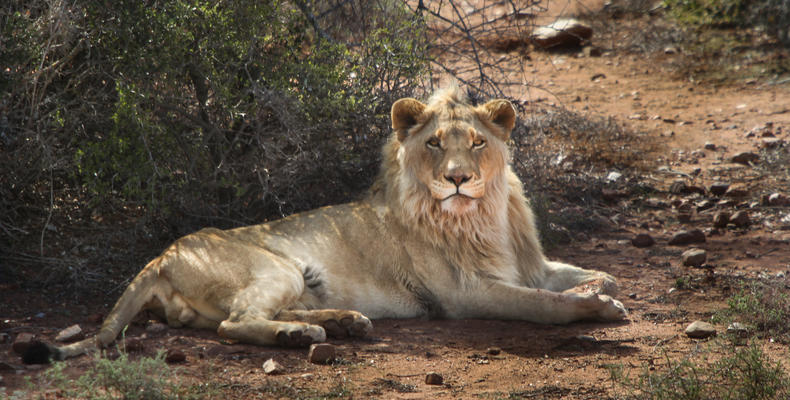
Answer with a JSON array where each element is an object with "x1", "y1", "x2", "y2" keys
[
  {"x1": 596, "y1": 295, "x2": 628, "y2": 321},
  {"x1": 321, "y1": 311, "x2": 372, "y2": 338},
  {"x1": 275, "y1": 324, "x2": 327, "y2": 347}
]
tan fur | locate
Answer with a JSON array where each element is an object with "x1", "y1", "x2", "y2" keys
[{"x1": 54, "y1": 86, "x2": 626, "y2": 360}]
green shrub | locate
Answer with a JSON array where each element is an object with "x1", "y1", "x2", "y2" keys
[
  {"x1": 664, "y1": 0, "x2": 790, "y2": 46},
  {"x1": 38, "y1": 351, "x2": 182, "y2": 400},
  {"x1": 609, "y1": 343, "x2": 789, "y2": 400}
]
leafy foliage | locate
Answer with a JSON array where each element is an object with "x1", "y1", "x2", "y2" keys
[{"x1": 608, "y1": 343, "x2": 789, "y2": 400}]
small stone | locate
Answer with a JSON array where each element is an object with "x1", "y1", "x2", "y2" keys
[
  {"x1": 146, "y1": 322, "x2": 169, "y2": 334},
  {"x1": 308, "y1": 343, "x2": 336, "y2": 364},
  {"x1": 12, "y1": 333, "x2": 36, "y2": 355},
  {"x1": 704, "y1": 142, "x2": 717, "y2": 151},
  {"x1": 762, "y1": 138, "x2": 784, "y2": 149},
  {"x1": 710, "y1": 182, "x2": 730, "y2": 196},
  {"x1": 486, "y1": 347, "x2": 501, "y2": 356},
  {"x1": 729, "y1": 210, "x2": 750, "y2": 227},
  {"x1": 727, "y1": 322, "x2": 749, "y2": 338},
  {"x1": 531, "y1": 18, "x2": 593, "y2": 49},
  {"x1": 631, "y1": 233, "x2": 655, "y2": 248},
  {"x1": 606, "y1": 171, "x2": 622, "y2": 182},
  {"x1": 696, "y1": 200, "x2": 714, "y2": 211},
  {"x1": 767, "y1": 193, "x2": 790, "y2": 206},
  {"x1": 725, "y1": 184, "x2": 749, "y2": 198},
  {"x1": 263, "y1": 358, "x2": 285, "y2": 375},
  {"x1": 628, "y1": 293, "x2": 638, "y2": 299},
  {"x1": 682, "y1": 248, "x2": 707, "y2": 267},
  {"x1": 668, "y1": 229, "x2": 706, "y2": 246},
  {"x1": 713, "y1": 211, "x2": 731, "y2": 228},
  {"x1": 731, "y1": 152, "x2": 759, "y2": 165},
  {"x1": 165, "y1": 349, "x2": 187, "y2": 364},
  {"x1": 123, "y1": 337, "x2": 144, "y2": 353},
  {"x1": 425, "y1": 372, "x2": 444, "y2": 385},
  {"x1": 685, "y1": 321, "x2": 717, "y2": 339},
  {"x1": 55, "y1": 324, "x2": 84, "y2": 343}
]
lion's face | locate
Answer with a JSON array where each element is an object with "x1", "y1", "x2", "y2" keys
[{"x1": 391, "y1": 89, "x2": 516, "y2": 215}]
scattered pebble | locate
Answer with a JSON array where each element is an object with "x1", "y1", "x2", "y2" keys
[
  {"x1": 668, "y1": 229, "x2": 706, "y2": 246},
  {"x1": 165, "y1": 349, "x2": 187, "y2": 364},
  {"x1": 12, "y1": 333, "x2": 36, "y2": 355},
  {"x1": 731, "y1": 152, "x2": 759, "y2": 165},
  {"x1": 729, "y1": 210, "x2": 750, "y2": 228},
  {"x1": 308, "y1": 343, "x2": 336, "y2": 364},
  {"x1": 727, "y1": 322, "x2": 749, "y2": 338},
  {"x1": 682, "y1": 248, "x2": 707, "y2": 267},
  {"x1": 631, "y1": 233, "x2": 655, "y2": 248},
  {"x1": 263, "y1": 358, "x2": 285, "y2": 375},
  {"x1": 685, "y1": 321, "x2": 717, "y2": 339},
  {"x1": 713, "y1": 211, "x2": 731, "y2": 228},
  {"x1": 425, "y1": 372, "x2": 444, "y2": 385},
  {"x1": 709, "y1": 182, "x2": 730, "y2": 196},
  {"x1": 55, "y1": 324, "x2": 84, "y2": 343}
]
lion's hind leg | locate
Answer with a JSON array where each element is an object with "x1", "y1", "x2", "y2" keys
[{"x1": 276, "y1": 309, "x2": 373, "y2": 339}]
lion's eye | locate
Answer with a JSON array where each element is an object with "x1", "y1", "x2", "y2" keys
[
  {"x1": 473, "y1": 138, "x2": 486, "y2": 149},
  {"x1": 426, "y1": 138, "x2": 441, "y2": 149}
]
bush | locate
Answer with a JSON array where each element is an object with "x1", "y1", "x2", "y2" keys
[
  {"x1": 609, "y1": 342, "x2": 790, "y2": 400},
  {"x1": 664, "y1": 0, "x2": 790, "y2": 46},
  {"x1": 0, "y1": 0, "x2": 427, "y2": 238},
  {"x1": 38, "y1": 351, "x2": 182, "y2": 400}
]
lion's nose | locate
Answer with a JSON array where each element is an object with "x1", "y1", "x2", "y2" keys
[{"x1": 445, "y1": 172, "x2": 471, "y2": 186}]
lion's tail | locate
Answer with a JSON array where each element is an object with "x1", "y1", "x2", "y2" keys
[{"x1": 43, "y1": 258, "x2": 162, "y2": 361}]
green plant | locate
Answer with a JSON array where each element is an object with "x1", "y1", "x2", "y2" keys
[
  {"x1": 38, "y1": 350, "x2": 183, "y2": 400},
  {"x1": 608, "y1": 342, "x2": 789, "y2": 400},
  {"x1": 714, "y1": 280, "x2": 790, "y2": 343}
]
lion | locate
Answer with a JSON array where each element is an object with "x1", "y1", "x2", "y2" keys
[{"x1": 38, "y1": 85, "x2": 626, "y2": 361}]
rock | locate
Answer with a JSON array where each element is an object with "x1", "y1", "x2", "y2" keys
[
  {"x1": 709, "y1": 182, "x2": 730, "y2": 196},
  {"x1": 696, "y1": 200, "x2": 714, "y2": 211},
  {"x1": 767, "y1": 193, "x2": 790, "y2": 206},
  {"x1": 729, "y1": 210, "x2": 750, "y2": 228},
  {"x1": 425, "y1": 372, "x2": 444, "y2": 385},
  {"x1": 682, "y1": 248, "x2": 707, "y2": 267},
  {"x1": 263, "y1": 358, "x2": 285, "y2": 375},
  {"x1": 704, "y1": 142, "x2": 717, "y2": 151},
  {"x1": 123, "y1": 337, "x2": 144, "y2": 353},
  {"x1": 668, "y1": 229, "x2": 706, "y2": 246},
  {"x1": 531, "y1": 18, "x2": 593, "y2": 49},
  {"x1": 685, "y1": 321, "x2": 717, "y2": 339},
  {"x1": 725, "y1": 184, "x2": 749, "y2": 198},
  {"x1": 12, "y1": 333, "x2": 36, "y2": 355},
  {"x1": 165, "y1": 349, "x2": 187, "y2": 364},
  {"x1": 146, "y1": 322, "x2": 169, "y2": 334},
  {"x1": 713, "y1": 211, "x2": 731, "y2": 228},
  {"x1": 762, "y1": 138, "x2": 785, "y2": 149},
  {"x1": 731, "y1": 152, "x2": 759, "y2": 165},
  {"x1": 631, "y1": 233, "x2": 655, "y2": 248},
  {"x1": 727, "y1": 322, "x2": 749, "y2": 338},
  {"x1": 486, "y1": 347, "x2": 501, "y2": 356},
  {"x1": 308, "y1": 343, "x2": 336, "y2": 364},
  {"x1": 583, "y1": 45, "x2": 602, "y2": 57},
  {"x1": 55, "y1": 324, "x2": 84, "y2": 343},
  {"x1": 606, "y1": 171, "x2": 622, "y2": 182}
]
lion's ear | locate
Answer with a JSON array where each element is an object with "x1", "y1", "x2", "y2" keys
[
  {"x1": 391, "y1": 98, "x2": 426, "y2": 142},
  {"x1": 483, "y1": 99, "x2": 516, "y2": 140}
]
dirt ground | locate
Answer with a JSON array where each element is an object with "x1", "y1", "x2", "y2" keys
[{"x1": 3, "y1": 1, "x2": 790, "y2": 399}]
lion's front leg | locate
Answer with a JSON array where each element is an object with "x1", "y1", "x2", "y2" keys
[
  {"x1": 540, "y1": 260, "x2": 618, "y2": 296},
  {"x1": 457, "y1": 280, "x2": 627, "y2": 324}
]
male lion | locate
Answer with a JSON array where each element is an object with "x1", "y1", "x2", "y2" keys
[{"x1": 42, "y1": 86, "x2": 626, "y2": 361}]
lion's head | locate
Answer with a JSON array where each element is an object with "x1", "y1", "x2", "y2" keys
[{"x1": 382, "y1": 86, "x2": 517, "y2": 246}]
